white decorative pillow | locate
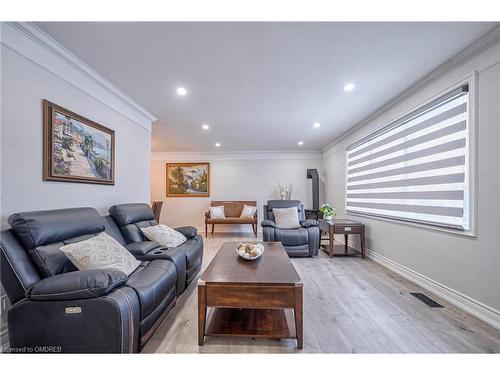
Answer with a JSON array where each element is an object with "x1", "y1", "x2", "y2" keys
[
  {"x1": 240, "y1": 205, "x2": 257, "y2": 218},
  {"x1": 60, "y1": 232, "x2": 140, "y2": 276},
  {"x1": 141, "y1": 224, "x2": 187, "y2": 248},
  {"x1": 209, "y1": 206, "x2": 225, "y2": 218},
  {"x1": 273, "y1": 207, "x2": 300, "y2": 229}
]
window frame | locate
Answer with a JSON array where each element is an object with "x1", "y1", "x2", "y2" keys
[{"x1": 344, "y1": 73, "x2": 477, "y2": 238}]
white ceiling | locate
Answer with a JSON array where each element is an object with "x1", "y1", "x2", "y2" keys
[{"x1": 36, "y1": 22, "x2": 497, "y2": 152}]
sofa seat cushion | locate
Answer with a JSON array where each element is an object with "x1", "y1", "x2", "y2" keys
[
  {"x1": 274, "y1": 228, "x2": 309, "y2": 246},
  {"x1": 126, "y1": 259, "x2": 177, "y2": 318},
  {"x1": 206, "y1": 217, "x2": 256, "y2": 224}
]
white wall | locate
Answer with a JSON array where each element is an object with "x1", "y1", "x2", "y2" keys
[
  {"x1": 0, "y1": 45, "x2": 152, "y2": 224},
  {"x1": 151, "y1": 152, "x2": 324, "y2": 233},
  {"x1": 322, "y1": 41, "x2": 500, "y2": 318},
  {"x1": 0, "y1": 23, "x2": 155, "y2": 345}
]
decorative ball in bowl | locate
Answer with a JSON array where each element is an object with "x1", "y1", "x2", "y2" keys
[{"x1": 236, "y1": 242, "x2": 265, "y2": 260}]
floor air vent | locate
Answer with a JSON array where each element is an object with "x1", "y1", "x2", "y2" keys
[{"x1": 410, "y1": 293, "x2": 444, "y2": 308}]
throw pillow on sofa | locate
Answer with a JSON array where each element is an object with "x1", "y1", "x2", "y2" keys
[
  {"x1": 141, "y1": 224, "x2": 187, "y2": 247},
  {"x1": 273, "y1": 207, "x2": 300, "y2": 229},
  {"x1": 60, "y1": 232, "x2": 141, "y2": 276},
  {"x1": 240, "y1": 205, "x2": 257, "y2": 218},
  {"x1": 209, "y1": 206, "x2": 225, "y2": 218}
]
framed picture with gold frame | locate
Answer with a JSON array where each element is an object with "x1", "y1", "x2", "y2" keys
[
  {"x1": 166, "y1": 162, "x2": 210, "y2": 197},
  {"x1": 43, "y1": 100, "x2": 115, "y2": 185}
]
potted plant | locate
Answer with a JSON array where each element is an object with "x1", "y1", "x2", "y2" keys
[{"x1": 320, "y1": 203, "x2": 336, "y2": 220}]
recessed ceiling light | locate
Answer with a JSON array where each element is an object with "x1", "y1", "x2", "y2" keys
[
  {"x1": 343, "y1": 83, "x2": 355, "y2": 92},
  {"x1": 298, "y1": 141, "x2": 304, "y2": 146},
  {"x1": 202, "y1": 124, "x2": 210, "y2": 130},
  {"x1": 313, "y1": 122, "x2": 321, "y2": 128},
  {"x1": 215, "y1": 142, "x2": 221, "y2": 147},
  {"x1": 176, "y1": 87, "x2": 187, "y2": 96}
]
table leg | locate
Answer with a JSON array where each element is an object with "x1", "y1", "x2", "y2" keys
[
  {"x1": 294, "y1": 285, "x2": 303, "y2": 349},
  {"x1": 198, "y1": 284, "x2": 207, "y2": 345},
  {"x1": 344, "y1": 234, "x2": 348, "y2": 253},
  {"x1": 361, "y1": 225, "x2": 366, "y2": 259},
  {"x1": 328, "y1": 228, "x2": 334, "y2": 258}
]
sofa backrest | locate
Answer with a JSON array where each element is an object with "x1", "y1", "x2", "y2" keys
[
  {"x1": 7, "y1": 207, "x2": 106, "y2": 279},
  {"x1": 108, "y1": 203, "x2": 157, "y2": 243},
  {"x1": 264, "y1": 200, "x2": 305, "y2": 222},
  {"x1": 210, "y1": 201, "x2": 257, "y2": 218},
  {"x1": 102, "y1": 215, "x2": 127, "y2": 245}
]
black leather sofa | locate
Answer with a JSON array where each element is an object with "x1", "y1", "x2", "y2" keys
[
  {"x1": 261, "y1": 200, "x2": 320, "y2": 257},
  {"x1": 108, "y1": 203, "x2": 203, "y2": 295},
  {"x1": 0, "y1": 204, "x2": 203, "y2": 353}
]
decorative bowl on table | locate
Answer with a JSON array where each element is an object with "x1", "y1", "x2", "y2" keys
[{"x1": 236, "y1": 242, "x2": 265, "y2": 260}]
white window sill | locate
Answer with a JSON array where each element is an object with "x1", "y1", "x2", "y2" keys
[{"x1": 346, "y1": 211, "x2": 477, "y2": 239}]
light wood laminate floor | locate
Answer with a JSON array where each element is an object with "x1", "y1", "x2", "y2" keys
[{"x1": 143, "y1": 234, "x2": 500, "y2": 353}]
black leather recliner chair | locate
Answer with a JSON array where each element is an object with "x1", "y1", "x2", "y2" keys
[
  {"x1": 108, "y1": 203, "x2": 203, "y2": 295},
  {"x1": 0, "y1": 204, "x2": 203, "y2": 353},
  {"x1": 261, "y1": 200, "x2": 320, "y2": 257}
]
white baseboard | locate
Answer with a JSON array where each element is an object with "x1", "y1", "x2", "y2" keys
[{"x1": 347, "y1": 239, "x2": 500, "y2": 331}]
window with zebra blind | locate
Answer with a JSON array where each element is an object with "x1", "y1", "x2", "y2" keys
[{"x1": 346, "y1": 84, "x2": 472, "y2": 231}]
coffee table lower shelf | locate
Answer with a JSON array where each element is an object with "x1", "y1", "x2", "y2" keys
[{"x1": 205, "y1": 308, "x2": 296, "y2": 339}]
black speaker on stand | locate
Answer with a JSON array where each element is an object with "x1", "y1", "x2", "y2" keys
[{"x1": 305, "y1": 169, "x2": 321, "y2": 220}]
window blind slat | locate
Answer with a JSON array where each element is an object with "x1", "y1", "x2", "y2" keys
[
  {"x1": 345, "y1": 85, "x2": 470, "y2": 230},
  {"x1": 348, "y1": 156, "x2": 465, "y2": 183},
  {"x1": 348, "y1": 138, "x2": 466, "y2": 174},
  {"x1": 348, "y1": 102, "x2": 467, "y2": 158},
  {"x1": 349, "y1": 121, "x2": 466, "y2": 166},
  {"x1": 347, "y1": 190, "x2": 464, "y2": 200}
]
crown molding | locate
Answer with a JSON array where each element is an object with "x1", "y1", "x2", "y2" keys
[
  {"x1": 151, "y1": 150, "x2": 323, "y2": 161},
  {"x1": 1, "y1": 22, "x2": 157, "y2": 130},
  {"x1": 322, "y1": 24, "x2": 500, "y2": 157}
]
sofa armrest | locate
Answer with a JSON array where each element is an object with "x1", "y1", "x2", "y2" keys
[
  {"x1": 27, "y1": 269, "x2": 128, "y2": 301},
  {"x1": 301, "y1": 219, "x2": 319, "y2": 228},
  {"x1": 205, "y1": 211, "x2": 210, "y2": 219},
  {"x1": 261, "y1": 220, "x2": 277, "y2": 228},
  {"x1": 174, "y1": 226, "x2": 198, "y2": 239},
  {"x1": 125, "y1": 241, "x2": 160, "y2": 256}
]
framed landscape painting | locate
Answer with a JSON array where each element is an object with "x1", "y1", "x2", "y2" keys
[
  {"x1": 43, "y1": 100, "x2": 115, "y2": 185},
  {"x1": 166, "y1": 162, "x2": 210, "y2": 197}
]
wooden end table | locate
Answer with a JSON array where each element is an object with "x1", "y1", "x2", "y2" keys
[
  {"x1": 198, "y1": 241, "x2": 303, "y2": 349},
  {"x1": 319, "y1": 219, "x2": 366, "y2": 258}
]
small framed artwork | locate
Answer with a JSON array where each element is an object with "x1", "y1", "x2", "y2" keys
[
  {"x1": 166, "y1": 162, "x2": 210, "y2": 197},
  {"x1": 43, "y1": 100, "x2": 115, "y2": 185}
]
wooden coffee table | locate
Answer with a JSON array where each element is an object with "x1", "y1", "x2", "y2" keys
[{"x1": 198, "y1": 241, "x2": 303, "y2": 349}]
